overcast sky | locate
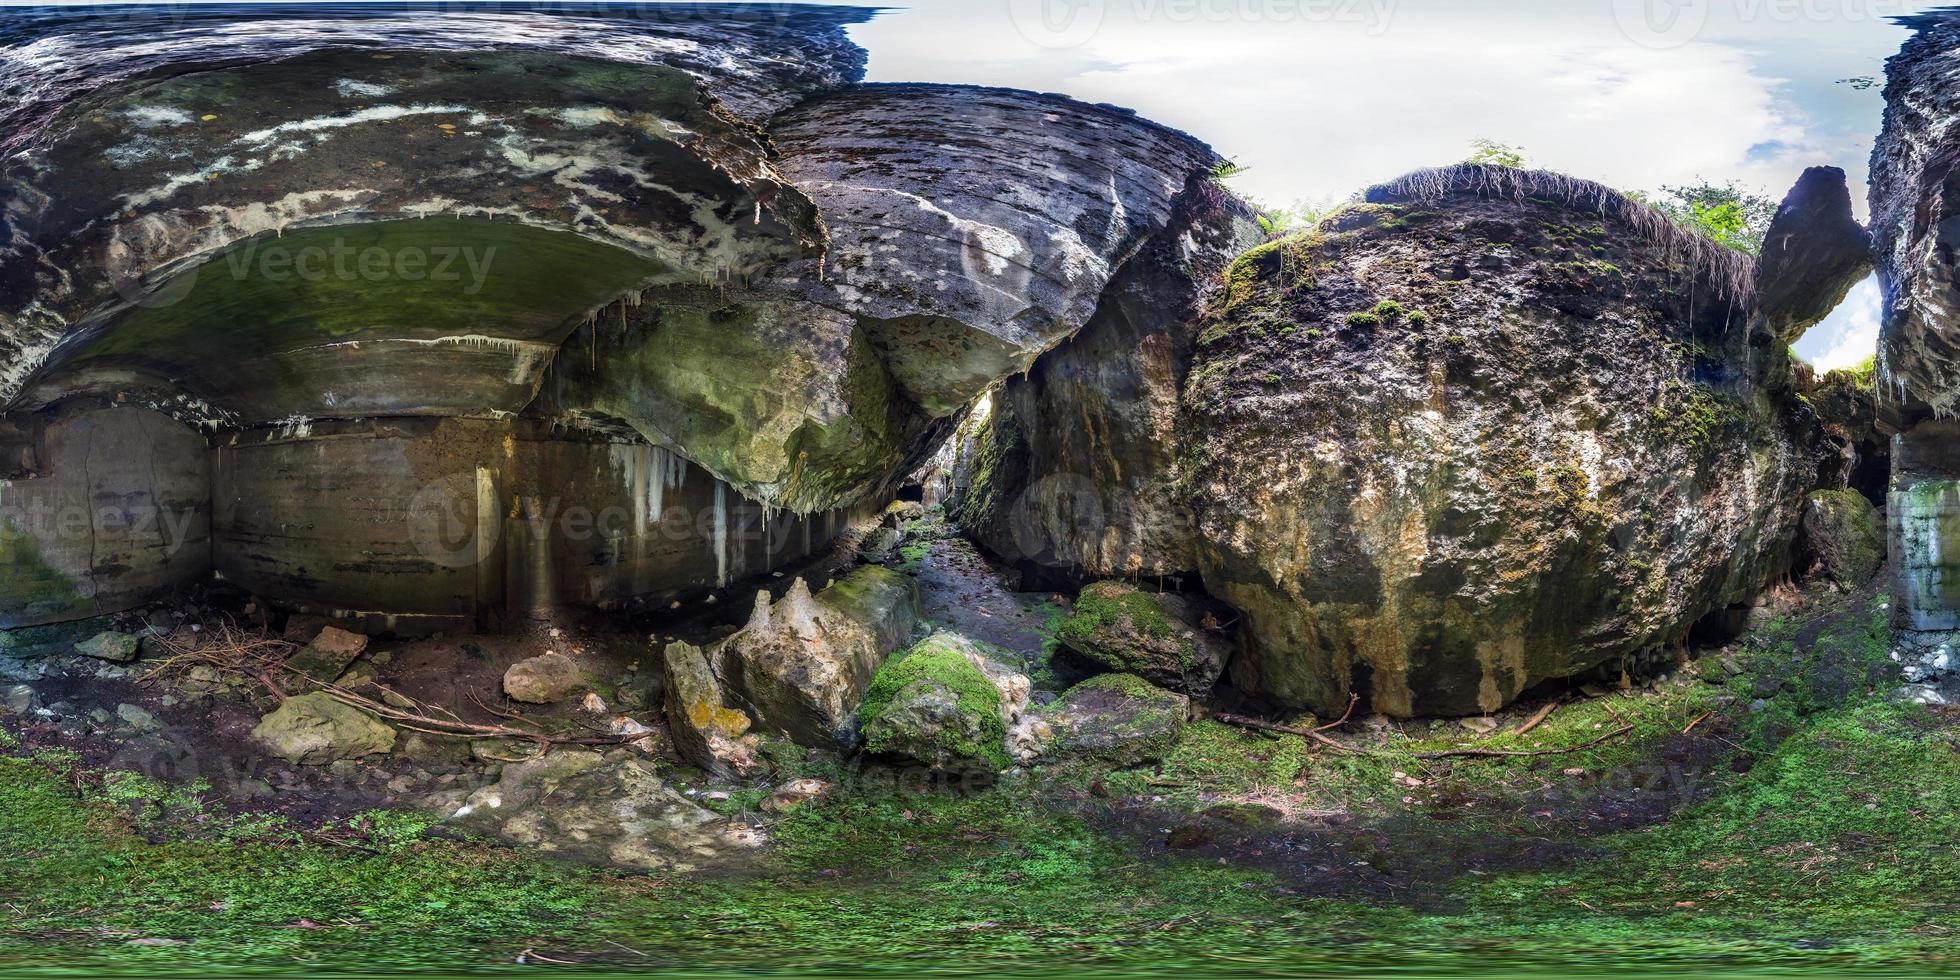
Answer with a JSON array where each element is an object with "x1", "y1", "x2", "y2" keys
[{"x1": 837, "y1": 0, "x2": 1927, "y2": 370}]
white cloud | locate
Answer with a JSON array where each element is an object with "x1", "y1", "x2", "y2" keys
[{"x1": 1795, "y1": 273, "x2": 1882, "y2": 372}]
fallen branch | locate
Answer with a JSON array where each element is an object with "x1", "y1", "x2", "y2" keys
[
  {"x1": 1682, "y1": 710, "x2": 1713, "y2": 735},
  {"x1": 1409, "y1": 723, "x2": 1634, "y2": 760},
  {"x1": 1211, "y1": 713, "x2": 1366, "y2": 754},
  {"x1": 1513, "y1": 696, "x2": 1563, "y2": 737}
]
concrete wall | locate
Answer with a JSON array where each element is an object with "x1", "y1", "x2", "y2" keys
[
  {"x1": 0, "y1": 406, "x2": 212, "y2": 628},
  {"x1": 212, "y1": 418, "x2": 858, "y2": 633}
]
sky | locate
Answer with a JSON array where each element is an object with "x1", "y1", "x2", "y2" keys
[{"x1": 832, "y1": 0, "x2": 1930, "y2": 370}]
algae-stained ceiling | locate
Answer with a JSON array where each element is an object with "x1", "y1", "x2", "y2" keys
[{"x1": 19, "y1": 219, "x2": 665, "y2": 423}]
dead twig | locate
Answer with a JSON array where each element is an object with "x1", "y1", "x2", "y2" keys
[
  {"x1": 1409, "y1": 723, "x2": 1635, "y2": 760},
  {"x1": 1211, "y1": 713, "x2": 1367, "y2": 754},
  {"x1": 1513, "y1": 696, "x2": 1563, "y2": 737}
]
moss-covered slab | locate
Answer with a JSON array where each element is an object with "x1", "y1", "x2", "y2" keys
[
  {"x1": 1032, "y1": 673, "x2": 1189, "y2": 766},
  {"x1": 859, "y1": 632, "x2": 1010, "y2": 771},
  {"x1": 1055, "y1": 582, "x2": 1233, "y2": 696},
  {"x1": 1803, "y1": 489, "x2": 1884, "y2": 588}
]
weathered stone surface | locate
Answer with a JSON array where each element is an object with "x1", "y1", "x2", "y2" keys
[
  {"x1": 1873, "y1": 15, "x2": 1960, "y2": 423},
  {"x1": 451, "y1": 749, "x2": 749, "y2": 872},
  {"x1": 503, "y1": 653, "x2": 586, "y2": 705},
  {"x1": 283, "y1": 627, "x2": 369, "y2": 684},
  {"x1": 948, "y1": 181, "x2": 1260, "y2": 578},
  {"x1": 74, "y1": 631, "x2": 140, "y2": 662},
  {"x1": 713, "y1": 567, "x2": 920, "y2": 748},
  {"x1": 1185, "y1": 167, "x2": 1824, "y2": 716},
  {"x1": 765, "y1": 85, "x2": 1225, "y2": 420},
  {"x1": 1031, "y1": 673, "x2": 1188, "y2": 766},
  {"x1": 0, "y1": 407, "x2": 210, "y2": 630},
  {"x1": 250, "y1": 692, "x2": 396, "y2": 764},
  {"x1": 1804, "y1": 490, "x2": 1885, "y2": 588},
  {"x1": 1054, "y1": 582, "x2": 1232, "y2": 696},
  {"x1": 858, "y1": 632, "x2": 1015, "y2": 771},
  {"x1": 660, "y1": 640, "x2": 755, "y2": 779},
  {"x1": 1756, "y1": 166, "x2": 1872, "y2": 344}
]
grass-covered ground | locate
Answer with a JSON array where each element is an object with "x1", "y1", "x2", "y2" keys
[{"x1": 2, "y1": 587, "x2": 1956, "y2": 976}]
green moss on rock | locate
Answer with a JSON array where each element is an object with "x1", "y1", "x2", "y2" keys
[{"x1": 859, "y1": 633, "x2": 1009, "y2": 770}]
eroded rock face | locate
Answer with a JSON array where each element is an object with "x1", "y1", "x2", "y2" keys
[
  {"x1": 947, "y1": 183, "x2": 1260, "y2": 578},
  {"x1": 1185, "y1": 169, "x2": 1824, "y2": 717},
  {"x1": 1871, "y1": 16, "x2": 1960, "y2": 646},
  {"x1": 1, "y1": 11, "x2": 1227, "y2": 629},
  {"x1": 1804, "y1": 489, "x2": 1885, "y2": 588},
  {"x1": 660, "y1": 639, "x2": 756, "y2": 779}
]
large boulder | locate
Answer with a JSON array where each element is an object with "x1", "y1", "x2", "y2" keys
[
  {"x1": 1755, "y1": 166, "x2": 1872, "y2": 344},
  {"x1": 1183, "y1": 166, "x2": 1825, "y2": 716},
  {"x1": 503, "y1": 653, "x2": 587, "y2": 705},
  {"x1": 1054, "y1": 582, "x2": 1232, "y2": 696},
  {"x1": 858, "y1": 632, "x2": 1017, "y2": 771},
  {"x1": 250, "y1": 692, "x2": 396, "y2": 765},
  {"x1": 713, "y1": 567, "x2": 920, "y2": 748}
]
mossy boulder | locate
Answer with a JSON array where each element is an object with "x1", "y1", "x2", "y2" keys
[
  {"x1": 250, "y1": 692, "x2": 396, "y2": 765},
  {"x1": 1055, "y1": 582, "x2": 1232, "y2": 695},
  {"x1": 1032, "y1": 673, "x2": 1189, "y2": 766},
  {"x1": 1804, "y1": 490, "x2": 1884, "y2": 588},
  {"x1": 859, "y1": 633, "x2": 1011, "y2": 771}
]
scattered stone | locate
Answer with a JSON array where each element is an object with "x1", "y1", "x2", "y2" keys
[
  {"x1": 580, "y1": 692, "x2": 608, "y2": 713},
  {"x1": 1, "y1": 684, "x2": 33, "y2": 716},
  {"x1": 250, "y1": 692, "x2": 397, "y2": 765},
  {"x1": 714, "y1": 567, "x2": 921, "y2": 749},
  {"x1": 115, "y1": 703, "x2": 161, "y2": 733},
  {"x1": 1461, "y1": 717, "x2": 1499, "y2": 734},
  {"x1": 1030, "y1": 673, "x2": 1189, "y2": 766},
  {"x1": 1055, "y1": 581, "x2": 1233, "y2": 695},
  {"x1": 859, "y1": 633, "x2": 1012, "y2": 771},
  {"x1": 281, "y1": 626, "x2": 370, "y2": 684},
  {"x1": 75, "y1": 631, "x2": 140, "y2": 662},
  {"x1": 451, "y1": 750, "x2": 752, "y2": 872},
  {"x1": 858, "y1": 526, "x2": 902, "y2": 563},
  {"x1": 760, "y1": 777, "x2": 835, "y2": 812},
  {"x1": 660, "y1": 640, "x2": 756, "y2": 779},
  {"x1": 503, "y1": 653, "x2": 586, "y2": 704},
  {"x1": 396, "y1": 732, "x2": 476, "y2": 766}
]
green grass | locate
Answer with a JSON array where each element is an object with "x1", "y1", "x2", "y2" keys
[{"x1": 2, "y1": 592, "x2": 1956, "y2": 974}]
